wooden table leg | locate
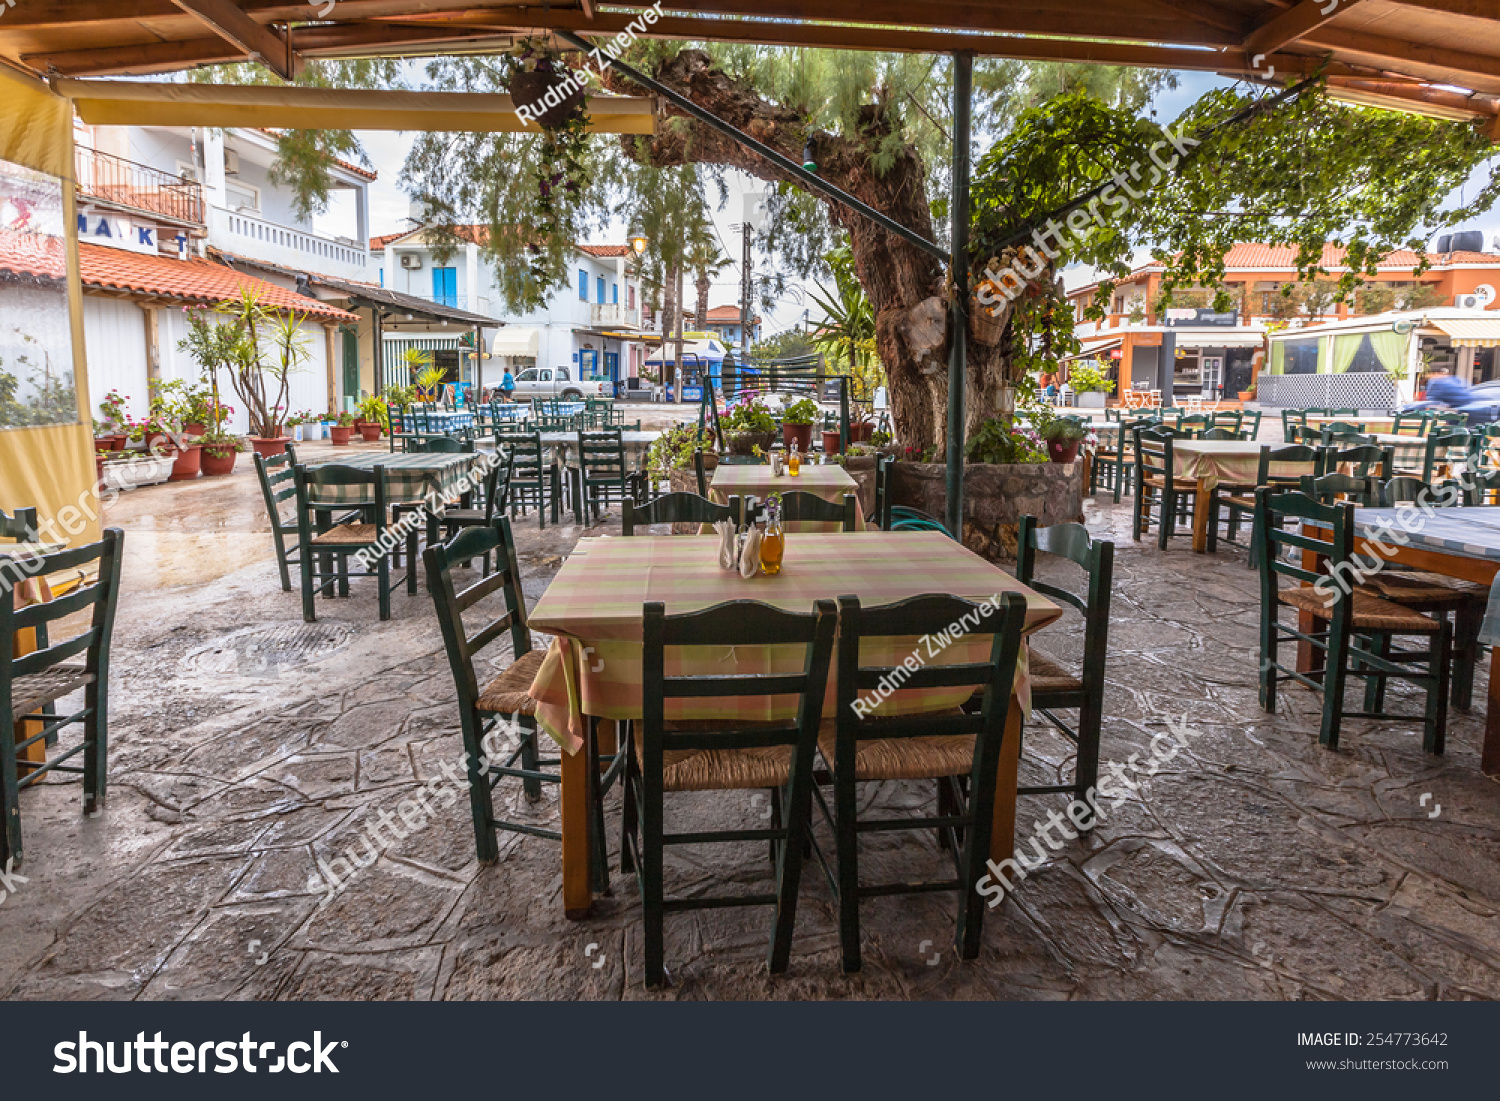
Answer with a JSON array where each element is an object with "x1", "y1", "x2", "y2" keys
[
  {"x1": 1484, "y1": 647, "x2": 1500, "y2": 778},
  {"x1": 1192, "y1": 478, "x2": 1211, "y2": 553},
  {"x1": 1296, "y1": 537, "x2": 1326, "y2": 678},
  {"x1": 561, "y1": 738, "x2": 593, "y2": 919},
  {"x1": 987, "y1": 698, "x2": 1023, "y2": 864}
]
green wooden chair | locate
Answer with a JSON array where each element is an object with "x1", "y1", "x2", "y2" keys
[
  {"x1": 1287, "y1": 424, "x2": 1323, "y2": 446},
  {"x1": 1207, "y1": 443, "x2": 1324, "y2": 561},
  {"x1": 1210, "y1": 410, "x2": 1244, "y2": 435},
  {"x1": 1093, "y1": 414, "x2": 1156, "y2": 502},
  {"x1": 624, "y1": 597, "x2": 838, "y2": 987},
  {"x1": 779, "y1": 491, "x2": 858, "y2": 532},
  {"x1": 292, "y1": 463, "x2": 405, "y2": 621},
  {"x1": 494, "y1": 429, "x2": 553, "y2": 528},
  {"x1": 622, "y1": 492, "x2": 738, "y2": 535},
  {"x1": 1173, "y1": 412, "x2": 1212, "y2": 437},
  {"x1": 1013, "y1": 516, "x2": 1113, "y2": 803},
  {"x1": 1199, "y1": 426, "x2": 1242, "y2": 441},
  {"x1": 0, "y1": 507, "x2": 39, "y2": 544},
  {"x1": 425, "y1": 518, "x2": 625, "y2": 866},
  {"x1": 1254, "y1": 487, "x2": 1449, "y2": 754},
  {"x1": 1325, "y1": 407, "x2": 1360, "y2": 418},
  {"x1": 428, "y1": 448, "x2": 515, "y2": 575},
  {"x1": 0, "y1": 528, "x2": 124, "y2": 869},
  {"x1": 1430, "y1": 411, "x2": 1469, "y2": 430},
  {"x1": 870, "y1": 454, "x2": 895, "y2": 529},
  {"x1": 254, "y1": 445, "x2": 311, "y2": 593},
  {"x1": 1132, "y1": 426, "x2": 1197, "y2": 549},
  {"x1": 576, "y1": 428, "x2": 631, "y2": 525},
  {"x1": 1329, "y1": 443, "x2": 1394, "y2": 482},
  {"x1": 1298, "y1": 470, "x2": 1383, "y2": 507},
  {"x1": 1239, "y1": 409, "x2": 1263, "y2": 440},
  {"x1": 1280, "y1": 409, "x2": 1308, "y2": 440},
  {"x1": 811, "y1": 591, "x2": 1027, "y2": 972},
  {"x1": 1393, "y1": 429, "x2": 1468, "y2": 484},
  {"x1": 1318, "y1": 421, "x2": 1372, "y2": 447},
  {"x1": 1391, "y1": 411, "x2": 1432, "y2": 437}
]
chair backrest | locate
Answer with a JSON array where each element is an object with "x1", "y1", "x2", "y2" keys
[
  {"x1": 1383, "y1": 475, "x2": 1464, "y2": 506},
  {"x1": 1281, "y1": 409, "x2": 1308, "y2": 437},
  {"x1": 1174, "y1": 413, "x2": 1212, "y2": 436},
  {"x1": 1255, "y1": 487, "x2": 1354, "y2": 621},
  {"x1": 424, "y1": 517, "x2": 531, "y2": 713},
  {"x1": 1392, "y1": 411, "x2": 1431, "y2": 437},
  {"x1": 1261, "y1": 443, "x2": 1324, "y2": 486},
  {"x1": 1432, "y1": 411, "x2": 1469, "y2": 428},
  {"x1": 1133, "y1": 425, "x2": 1178, "y2": 484},
  {"x1": 1016, "y1": 516, "x2": 1113, "y2": 681},
  {"x1": 578, "y1": 428, "x2": 626, "y2": 480},
  {"x1": 1462, "y1": 469, "x2": 1500, "y2": 507},
  {"x1": 1326, "y1": 408, "x2": 1359, "y2": 418},
  {"x1": 831, "y1": 592, "x2": 1028, "y2": 776},
  {"x1": 294, "y1": 463, "x2": 388, "y2": 533},
  {"x1": 1423, "y1": 429, "x2": 1472, "y2": 482},
  {"x1": 0, "y1": 507, "x2": 39, "y2": 543},
  {"x1": 1200, "y1": 427, "x2": 1241, "y2": 441},
  {"x1": 692, "y1": 449, "x2": 710, "y2": 498},
  {"x1": 1318, "y1": 421, "x2": 1369, "y2": 446},
  {"x1": 1287, "y1": 424, "x2": 1323, "y2": 446},
  {"x1": 0, "y1": 528, "x2": 124, "y2": 689},
  {"x1": 413, "y1": 435, "x2": 473, "y2": 454},
  {"x1": 623, "y1": 492, "x2": 739, "y2": 535},
  {"x1": 1211, "y1": 410, "x2": 1243, "y2": 434},
  {"x1": 1240, "y1": 409, "x2": 1263, "y2": 440},
  {"x1": 478, "y1": 447, "x2": 516, "y2": 521},
  {"x1": 779, "y1": 491, "x2": 858, "y2": 532},
  {"x1": 641, "y1": 598, "x2": 837, "y2": 773},
  {"x1": 1298, "y1": 471, "x2": 1380, "y2": 506},
  {"x1": 1330, "y1": 443, "x2": 1393, "y2": 480},
  {"x1": 494, "y1": 431, "x2": 544, "y2": 481},
  {"x1": 254, "y1": 449, "x2": 298, "y2": 530},
  {"x1": 872, "y1": 454, "x2": 894, "y2": 529}
]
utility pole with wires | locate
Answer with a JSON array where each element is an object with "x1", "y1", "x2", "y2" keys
[{"x1": 737, "y1": 191, "x2": 765, "y2": 368}]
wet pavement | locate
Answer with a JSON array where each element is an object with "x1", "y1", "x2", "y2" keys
[{"x1": 3, "y1": 429, "x2": 1498, "y2": 1000}]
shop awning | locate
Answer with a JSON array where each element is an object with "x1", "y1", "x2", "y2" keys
[
  {"x1": 1429, "y1": 316, "x2": 1500, "y2": 347},
  {"x1": 1064, "y1": 338, "x2": 1122, "y2": 361},
  {"x1": 382, "y1": 335, "x2": 461, "y2": 352},
  {"x1": 1172, "y1": 331, "x2": 1266, "y2": 349},
  {"x1": 490, "y1": 327, "x2": 540, "y2": 358}
]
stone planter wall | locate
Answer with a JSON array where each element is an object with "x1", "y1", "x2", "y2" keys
[{"x1": 889, "y1": 460, "x2": 1084, "y2": 562}]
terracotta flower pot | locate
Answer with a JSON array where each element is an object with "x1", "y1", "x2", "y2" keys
[
  {"x1": 329, "y1": 425, "x2": 355, "y2": 445},
  {"x1": 169, "y1": 444, "x2": 203, "y2": 481},
  {"x1": 250, "y1": 437, "x2": 289, "y2": 459},
  {"x1": 821, "y1": 429, "x2": 844, "y2": 455},
  {"x1": 850, "y1": 421, "x2": 874, "y2": 443},
  {"x1": 95, "y1": 454, "x2": 105, "y2": 484},
  {"x1": 1047, "y1": 438, "x2": 1082, "y2": 464},
  {"x1": 183, "y1": 422, "x2": 207, "y2": 437},
  {"x1": 201, "y1": 447, "x2": 238, "y2": 476},
  {"x1": 359, "y1": 423, "x2": 384, "y2": 442},
  {"x1": 509, "y1": 68, "x2": 586, "y2": 130},
  {"x1": 782, "y1": 422, "x2": 814, "y2": 454}
]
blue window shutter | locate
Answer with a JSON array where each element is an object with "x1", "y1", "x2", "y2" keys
[
  {"x1": 612, "y1": 283, "x2": 619, "y2": 304},
  {"x1": 597, "y1": 275, "x2": 605, "y2": 304},
  {"x1": 579, "y1": 270, "x2": 588, "y2": 300}
]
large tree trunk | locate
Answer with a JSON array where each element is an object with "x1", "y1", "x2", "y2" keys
[
  {"x1": 603, "y1": 51, "x2": 1019, "y2": 453},
  {"x1": 696, "y1": 270, "x2": 711, "y2": 331}
]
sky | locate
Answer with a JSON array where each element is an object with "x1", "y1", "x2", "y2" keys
[{"x1": 321, "y1": 66, "x2": 1500, "y2": 339}]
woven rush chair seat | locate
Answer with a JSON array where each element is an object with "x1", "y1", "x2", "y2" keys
[
  {"x1": 309, "y1": 522, "x2": 381, "y2": 547},
  {"x1": 1277, "y1": 586, "x2": 1442, "y2": 632},
  {"x1": 476, "y1": 649, "x2": 547, "y2": 714},
  {"x1": 9, "y1": 665, "x2": 94, "y2": 721},
  {"x1": 1026, "y1": 647, "x2": 1084, "y2": 693},
  {"x1": 635, "y1": 722, "x2": 795, "y2": 792},
  {"x1": 816, "y1": 712, "x2": 973, "y2": 781},
  {"x1": 1142, "y1": 473, "x2": 1198, "y2": 491}
]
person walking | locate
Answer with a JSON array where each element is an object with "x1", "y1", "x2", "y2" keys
[{"x1": 501, "y1": 368, "x2": 516, "y2": 403}]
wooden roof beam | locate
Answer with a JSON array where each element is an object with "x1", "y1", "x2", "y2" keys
[
  {"x1": 169, "y1": 0, "x2": 302, "y2": 79},
  {"x1": 1306, "y1": 26, "x2": 1500, "y2": 94},
  {"x1": 1244, "y1": 0, "x2": 1366, "y2": 61}
]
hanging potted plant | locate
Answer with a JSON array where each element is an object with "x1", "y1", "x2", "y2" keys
[
  {"x1": 506, "y1": 39, "x2": 588, "y2": 131},
  {"x1": 780, "y1": 397, "x2": 819, "y2": 454},
  {"x1": 329, "y1": 410, "x2": 356, "y2": 446},
  {"x1": 199, "y1": 430, "x2": 241, "y2": 476}
]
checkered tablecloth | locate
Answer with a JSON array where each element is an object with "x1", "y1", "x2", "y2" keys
[
  {"x1": 394, "y1": 411, "x2": 474, "y2": 433},
  {"x1": 709, "y1": 463, "x2": 865, "y2": 532},
  {"x1": 304, "y1": 452, "x2": 479, "y2": 507},
  {"x1": 1174, "y1": 441, "x2": 1315, "y2": 489},
  {"x1": 526, "y1": 531, "x2": 1062, "y2": 753}
]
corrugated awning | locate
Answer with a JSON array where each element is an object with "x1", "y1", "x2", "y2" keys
[
  {"x1": 1172, "y1": 331, "x2": 1266, "y2": 349},
  {"x1": 490, "y1": 327, "x2": 540, "y2": 357},
  {"x1": 1429, "y1": 316, "x2": 1500, "y2": 347},
  {"x1": 382, "y1": 335, "x2": 460, "y2": 351}
]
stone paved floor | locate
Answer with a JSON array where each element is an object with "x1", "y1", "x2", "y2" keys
[{"x1": 3, "y1": 438, "x2": 1498, "y2": 1000}]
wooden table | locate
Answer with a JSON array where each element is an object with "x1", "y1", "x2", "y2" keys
[
  {"x1": 710, "y1": 463, "x2": 864, "y2": 531},
  {"x1": 526, "y1": 531, "x2": 1063, "y2": 918},
  {"x1": 1295, "y1": 506, "x2": 1500, "y2": 776},
  {"x1": 1305, "y1": 415, "x2": 1398, "y2": 434},
  {"x1": 1173, "y1": 441, "x2": 1318, "y2": 553},
  {"x1": 303, "y1": 451, "x2": 480, "y2": 507}
]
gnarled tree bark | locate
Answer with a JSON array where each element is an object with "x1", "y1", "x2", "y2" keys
[{"x1": 602, "y1": 50, "x2": 1026, "y2": 453}]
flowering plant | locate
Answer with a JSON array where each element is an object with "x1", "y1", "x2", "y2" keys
[
  {"x1": 966, "y1": 416, "x2": 1048, "y2": 465},
  {"x1": 721, "y1": 394, "x2": 777, "y2": 436},
  {"x1": 97, "y1": 389, "x2": 128, "y2": 428}
]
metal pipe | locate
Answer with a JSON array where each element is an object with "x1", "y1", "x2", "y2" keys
[
  {"x1": 945, "y1": 52, "x2": 972, "y2": 540},
  {"x1": 552, "y1": 29, "x2": 946, "y2": 262}
]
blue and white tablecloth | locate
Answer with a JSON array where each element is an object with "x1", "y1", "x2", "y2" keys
[{"x1": 1352, "y1": 507, "x2": 1500, "y2": 645}]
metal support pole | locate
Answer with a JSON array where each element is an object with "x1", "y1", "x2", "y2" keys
[
  {"x1": 945, "y1": 52, "x2": 973, "y2": 540},
  {"x1": 740, "y1": 221, "x2": 753, "y2": 368},
  {"x1": 372, "y1": 308, "x2": 384, "y2": 402}
]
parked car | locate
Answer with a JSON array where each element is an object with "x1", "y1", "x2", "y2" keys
[{"x1": 510, "y1": 366, "x2": 609, "y2": 401}]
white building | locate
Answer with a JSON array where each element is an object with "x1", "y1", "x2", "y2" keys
[{"x1": 371, "y1": 226, "x2": 647, "y2": 395}]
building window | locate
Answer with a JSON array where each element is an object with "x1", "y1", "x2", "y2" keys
[
  {"x1": 432, "y1": 267, "x2": 457, "y2": 307},
  {"x1": 579, "y1": 270, "x2": 588, "y2": 300},
  {"x1": 597, "y1": 275, "x2": 605, "y2": 304},
  {"x1": 628, "y1": 285, "x2": 636, "y2": 310},
  {"x1": 612, "y1": 283, "x2": 619, "y2": 305}
]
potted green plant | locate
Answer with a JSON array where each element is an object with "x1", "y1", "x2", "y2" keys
[
  {"x1": 199, "y1": 430, "x2": 242, "y2": 477},
  {"x1": 329, "y1": 411, "x2": 357, "y2": 446},
  {"x1": 356, "y1": 395, "x2": 387, "y2": 441},
  {"x1": 720, "y1": 395, "x2": 778, "y2": 455},
  {"x1": 95, "y1": 390, "x2": 129, "y2": 451},
  {"x1": 1067, "y1": 361, "x2": 1114, "y2": 409},
  {"x1": 780, "y1": 396, "x2": 819, "y2": 453},
  {"x1": 414, "y1": 363, "x2": 447, "y2": 404}
]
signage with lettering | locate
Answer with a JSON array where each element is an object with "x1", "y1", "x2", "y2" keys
[
  {"x1": 1164, "y1": 308, "x2": 1239, "y2": 328},
  {"x1": 76, "y1": 210, "x2": 164, "y2": 255}
]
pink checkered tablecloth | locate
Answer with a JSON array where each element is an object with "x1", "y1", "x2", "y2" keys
[
  {"x1": 709, "y1": 463, "x2": 865, "y2": 532},
  {"x1": 526, "y1": 531, "x2": 1062, "y2": 753}
]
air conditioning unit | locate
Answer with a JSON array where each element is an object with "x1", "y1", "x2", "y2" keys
[
  {"x1": 400, "y1": 253, "x2": 423, "y2": 270},
  {"x1": 224, "y1": 148, "x2": 240, "y2": 177},
  {"x1": 1456, "y1": 294, "x2": 1483, "y2": 309}
]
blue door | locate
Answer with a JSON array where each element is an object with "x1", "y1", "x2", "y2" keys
[
  {"x1": 604, "y1": 351, "x2": 619, "y2": 381},
  {"x1": 579, "y1": 349, "x2": 599, "y2": 378},
  {"x1": 432, "y1": 267, "x2": 457, "y2": 307}
]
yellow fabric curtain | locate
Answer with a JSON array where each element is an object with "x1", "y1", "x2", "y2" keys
[
  {"x1": 1269, "y1": 341, "x2": 1285, "y2": 374},
  {"x1": 1369, "y1": 330, "x2": 1408, "y2": 378},
  {"x1": 0, "y1": 66, "x2": 99, "y2": 547},
  {"x1": 1332, "y1": 333, "x2": 1363, "y2": 374}
]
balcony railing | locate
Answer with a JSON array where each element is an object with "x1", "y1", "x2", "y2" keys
[
  {"x1": 216, "y1": 208, "x2": 369, "y2": 272},
  {"x1": 591, "y1": 302, "x2": 642, "y2": 329},
  {"x1": 75, "y1": 146, "x2": 204, "y2": 226}
]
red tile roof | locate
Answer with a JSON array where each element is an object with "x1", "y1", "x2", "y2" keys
[
  {"x1": 1083, "y1": 243, "x2": 1500, "y2": 292},
  {"x1": 705, "y1": 305, "x2": 758, "y2": 322},
  {"x1": 579, "y1": 244, "x2": 631, "y2": 258},
  {"x1": 0, "y1": 232, "x2": 355, "y2": 321}
]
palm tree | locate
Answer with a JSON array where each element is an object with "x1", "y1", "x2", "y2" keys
[
  {"x1": 809, "y1": 245, "x2": 882, "y2": 405},
  {"x1": 684, "y1": 229, "x2": 730, "y2": 330}
]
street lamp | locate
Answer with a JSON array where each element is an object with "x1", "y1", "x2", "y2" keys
[{"x1": 628, "y1": 231, "x2": 648, "y2": 256}]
